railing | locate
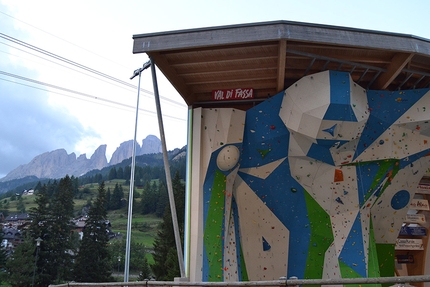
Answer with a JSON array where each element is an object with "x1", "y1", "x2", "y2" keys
[{"x1": 48, "y1": 275, "x2": 430, "y2": 287}]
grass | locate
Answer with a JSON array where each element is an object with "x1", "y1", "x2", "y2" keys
[
  {"x1": 4, "y1": 180, "x2": 163, "y2": 248},
  {"x1": 110, "y1": 213, "x2": 162, "y2": 247}
]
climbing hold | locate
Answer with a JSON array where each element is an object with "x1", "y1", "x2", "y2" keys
[{"x1": 334, "y1": 169, "x2": 344, "y2": 182}]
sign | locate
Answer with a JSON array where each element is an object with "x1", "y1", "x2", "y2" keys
[
  {"x1": 397, "y1": 254, "x2": 415, "y2": 264},
  {"x1": 395, "y1": 238, "x2": 424, "y2": 250},
  {"x1": 409, "y1": 199, "x2": 429, "y2": 210},
  {"x1": 212, "y1": 88, "x2": 254, "y2": 101},
  {"x1": 396, "y1": 254, "x2": 414, "y2": 264},
  {"x1": 399, "y1": 225, "x2": 427, "y2": 236},
  {"x1": 417, "y1": 176, "x2": 430, "y2": 194},
  {"x1": 405, "y1": 213, "x2": 426, "y2": 223},
  {"x1": 417, "y1": 185, "x2": 430, "y2": 194}
]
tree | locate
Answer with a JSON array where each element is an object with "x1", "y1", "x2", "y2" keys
[
  {"x1": 124, "y1": 166, "x2": 131, "y2": 182},
  {"x1": 140, "y1": 180, "x2": 158, "y2": 215},
  {"x1": 138, "y1": 256, "x2": 151, "y2": 280},
  {"x1": 108, "y1": 167, "x2": 117, "y2": 180},
  {"x1": 94, "y1": 173, "x2": 103, "y2": 184},
  {"x1": 73, "y1": 181, "x2": 113, "y2": 282},
  {"x1": 117, "y1": 167, "x2": 124, "y2": 179},
  {"x1": 47, "y1": 175, "x2": 76, "y2": 284},
  {"x1": 155, "y1": 182, "x2": 168, "y2": 218},
  {"x1": 16, "y1": 196, "x2": 25, "y2": 213},
  {"x1": 23, "y1": 176, "x2": 76, "y2": 287},
  {"x1": 106, "y1": 188, "x2": 112, "y2": 210},
  {"x1": 151, "y1": 172, "x2": 185, "y2": 280},
  {"x1": 110, "y1": 183, "x2": 124, "y2": 210},
  {"x1": 109, "y1": 238, "x2": 150, "y2": 273},
  {"x1": 26, "y1": 184, "x2": 51, "y2": 287},
  {"x1": 34, "y1": 181, "x2": 42, "y2": 193},
  {"x1": 5, "y1": 236, "x2": 35, "y2": 287},
  {"x1": 10, "y1": 183, "x2": 50, "y2": 287},
  {"x1": 0, "y1": 229, "x2": 8, "y2": 285},
  {"x1": 71, "y1": 175, "x2": 80, "y2": 197}
]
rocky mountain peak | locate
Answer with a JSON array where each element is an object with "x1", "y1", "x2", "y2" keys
[
  {"x1": 110, "y1": 135, "x2": 162, "y2": 165},
  {"x1": 0, "y1": 135, "x2": 162, "y2": 182}
]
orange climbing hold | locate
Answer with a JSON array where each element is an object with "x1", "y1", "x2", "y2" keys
[{"x1": 334, "y1": 169, "x2": 344, "y2": 182}]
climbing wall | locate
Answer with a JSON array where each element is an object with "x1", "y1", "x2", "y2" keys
[
  {"x1": 188, "y1": 107, "x2": 246, "y2": 281},
  {"x1": 188, "y1": 70, "x2": 430, "y2": 284}
]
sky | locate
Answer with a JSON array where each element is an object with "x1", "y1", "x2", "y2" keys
[{"x1": 1, "y1": 0, "x2": 430, "y2": 179}]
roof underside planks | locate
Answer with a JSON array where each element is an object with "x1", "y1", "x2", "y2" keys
[{"x1": 132, "y1": 20, "x2": 430, "y2": 109}]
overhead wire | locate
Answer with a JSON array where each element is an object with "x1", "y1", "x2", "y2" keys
[
  {"x1": 0, "y1": 32, "x2": 187, "y2": 108},
  {"x1": 0, "y1": 10, "x2": 132, "y2": 71},
  {"x1": 0, "y1": 10, "x2": 188, "y2": 173},
  {"x1": 0, "y1": 76, "x2": 132, "y2": 113},
  {"x1": 0, "y1": 43, "x2": 138, "y2": 95},
  {"x1": 0, "y1": 72, "x2": 186, "y2": 122}
]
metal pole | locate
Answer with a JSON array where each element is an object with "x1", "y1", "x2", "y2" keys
[
  {"x1": 32, "y1": 238, "x2": 42, "y2": 287},
  {"x1": 125, "y1": 61, "x2": 151, "y2": 282},
  {"x1": 149, "y1": 56, "x2": 186, "y2": 278},
  {"x1": 31, "y1": 245, "x2": 39, "y2": 287},
  {"x1": 183, "y1": 108, "x2": 193, "y2": 276}
]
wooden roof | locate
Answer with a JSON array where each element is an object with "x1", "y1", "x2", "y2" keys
[{"x1": 132, "y1": 20, "x2": 430, "y2": 109}]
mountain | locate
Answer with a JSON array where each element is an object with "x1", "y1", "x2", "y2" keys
[
  {"x1": 0, "y1": 135, "x2": 162, "y2": 183},
  {"x1": 109, "y1": 135, "x2": 162, "y2": 165}
]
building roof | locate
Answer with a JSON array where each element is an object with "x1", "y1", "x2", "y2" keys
[
  {"x1": 5, "y1": 213, "x2": 29, "y2": 221},
  {"x1": 132, "y1": 20, "x2": 430, "y2": 109}
]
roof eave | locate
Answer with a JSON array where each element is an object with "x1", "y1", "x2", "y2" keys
[{"x1": 132, "y1": 20, "x2": 430, "y2": 55}]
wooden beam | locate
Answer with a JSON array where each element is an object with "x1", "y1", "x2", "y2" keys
[
  {"x1": 372, "y1": 53, "x2": 414, "y2": 89},
  {"x1": 277, "y1": 40, "x2": 287, "y2": 92},
  {"x1": 133, "y1": 21, "x2": 430, "y2": 56},
  {"x1": 149, "y1": 52, "x2": 193, "y2": 105}
]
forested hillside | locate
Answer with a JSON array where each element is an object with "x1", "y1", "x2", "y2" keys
[
  {"x1": 0, "y1": 148, "x2": 187, "y2": 285},
  {"x1": 0, "y1": 146, "x2": 186, "y2": 198}
]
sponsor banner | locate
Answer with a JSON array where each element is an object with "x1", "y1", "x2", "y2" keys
[
  {"x1": 395, "y1": 238, "x2": 424, "y2": 250},
  {"x1": 409, "y1": 199, "x2": 429, "y2": 210},
  {"x1": 417, "y1": 176, "x2": 430, "y2": 194},
  {"x1": 417, "y1": 185, "x2": 430, "y2": 194},
  {"x1": 399, "y1": 225, "x2": 427, "y2": 236},
  {"x1": 396, "y1": 254, "x2": 415, "y2": 264},
  {"x1": 419, "y1": 175, "x2": 430, "y2": 185},
  {"x1": 212, "y1": 88, "x2": 254, "y2": 101},
  {"x1": 405, "y1": 213, "x2": 426, "y2": 223}
]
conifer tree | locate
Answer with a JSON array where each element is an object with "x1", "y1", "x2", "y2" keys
[
  {"x1": 5, "y1": 236, "x2": 35, "y2": 287},
  {"x1": 151, "y1": 172, "x2": 185, "y2": 280},
  {"x1": 34, "y1": 181, "x2": 42, "y2": 192},
  {"x1": 155, "y1": 181, "x2": 168, "y2": 218},
  {"x1": 140, "y1": 180, "x2": 153, "y2": 214},
  {"x1": 117, "y1": 167, "x2": 124, "y2": 179},
  {"x1": 106, "y1": 188, "x2": 112, "y2": 210},
  {"x1": 0, "y1": 231, "x2": 7, "y2": 285},
  {"x1": 12, "y1": 177, "x2": 76, "y2": 287},
  {"x1": 47, "y1": 175, "x2": 76, "y2": 283},
  {"x1": 108, "y1": 167, "x2": 117, "y2": 180},
  {"x1": 109, "y1": 238, "x2": 150, "y2": 274},
  {"x1": 111, "y1": 183, "x2": 124, "y2": 210},
  {"x1": 138, "y1": 256, "x2": 152, "y2": 280},
  {"x1": 16, "y1": 196, "x2": 25, "y2": 213},
  {"x1": 26, "y1": 184, "x2": 52, "y2": 287},
  {"x1": 71, "y1": 175, "x2": 80, "y2": 197},
  {"x1": 73, "y1": 181, "x2": 113, "y2": 282}
]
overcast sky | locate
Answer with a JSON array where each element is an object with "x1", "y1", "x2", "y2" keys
[{"x1": 1, "y1": 0, "x2": 430, "y2": 179}]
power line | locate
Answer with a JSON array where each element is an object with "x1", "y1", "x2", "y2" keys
[
  {"x1": 0, "y1": 10, "x2": 131, "y2": 71},
  {"x1": 0, "y1": 76, "x2": 131, "y2": 112},
  {"x1": 0, "y1": 32, "x2": 187, "y2": 108},
  {"x1": 0, "y1": 71, "x2": 187, "y2": 122},
  {"x1": 0, "y1": 43, "x2": 137, "y2": 95}
]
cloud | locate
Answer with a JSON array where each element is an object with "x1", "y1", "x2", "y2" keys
[
  {"x1": 0, "y1": 3, "x2": 101, "y2": 177},
  {"x1": 0, "y1": 66, "x2": 100, "y2": 177}
]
